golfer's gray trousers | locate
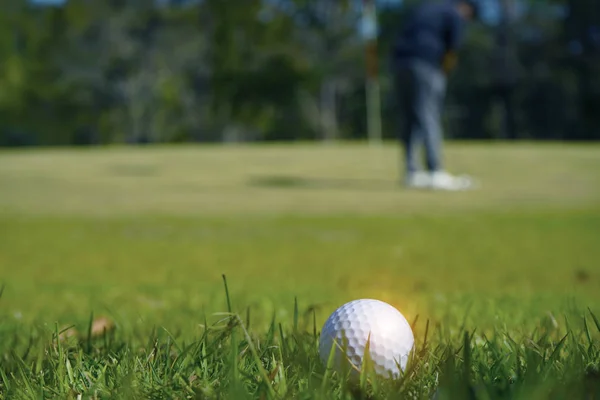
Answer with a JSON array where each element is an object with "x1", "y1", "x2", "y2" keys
[{"x1": 394, "y1": 59, "x2": 447, "y2": 174}]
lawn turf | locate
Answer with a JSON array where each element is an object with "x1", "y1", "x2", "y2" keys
[{"x1": 0, "y1": 142, "x2": 599, "y2": 398}]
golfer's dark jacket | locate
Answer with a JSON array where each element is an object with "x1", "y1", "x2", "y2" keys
[{"x1": 393, "y1": 0, "x2": 466, "y2": 69}]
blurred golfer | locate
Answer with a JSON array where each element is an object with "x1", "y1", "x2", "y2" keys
[{"x1": 392, "y1": 0, "x2": 479, "y2": 190}]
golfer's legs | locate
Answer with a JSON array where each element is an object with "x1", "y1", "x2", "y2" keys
[
  {"x1": 395, "y1": 67, "x2": 421, "y2": 174},
  {"x1": 412, "y1": 62, "x2": 446, "y2": 172}
]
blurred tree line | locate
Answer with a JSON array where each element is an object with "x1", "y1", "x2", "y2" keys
[{"x1": 0, "y1": 0, "x2": 599, "y2": 147}]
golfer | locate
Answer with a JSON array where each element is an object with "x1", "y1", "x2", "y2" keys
[{"x1": 392, "y1": 0, "x2": 479, "y2": 190}]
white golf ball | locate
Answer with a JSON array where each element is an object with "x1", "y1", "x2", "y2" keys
[{"x1": 319, "y1": 299, "x2": 414, "y2": 379}]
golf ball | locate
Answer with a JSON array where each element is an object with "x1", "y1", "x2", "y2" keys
[{"x1": 319, "y1": 299, "x2": 414, "y2": 379}]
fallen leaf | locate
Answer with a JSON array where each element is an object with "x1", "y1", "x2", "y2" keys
[
  {"x1": 91, "y1": 316, "x2": 116, "y2": 338},
  {"x1": 59, "y1": 326, "x2": 79, "y2": 342}
]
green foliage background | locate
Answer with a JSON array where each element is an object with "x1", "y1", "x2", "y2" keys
[{"x1": 1, "y1": 0, "x2": 598, "y2": 147}]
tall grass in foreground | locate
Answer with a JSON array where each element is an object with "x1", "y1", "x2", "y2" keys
[{"x1": 0, "y1": 277, "x2": 599, "y2": 400}]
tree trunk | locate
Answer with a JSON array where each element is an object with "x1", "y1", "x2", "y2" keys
[
  {"x1": 493, "y1": 0, "x2": 518, "y2": 140},
  {"x1": 320, "y1": 79, "x2": 338, "y2": 142}
]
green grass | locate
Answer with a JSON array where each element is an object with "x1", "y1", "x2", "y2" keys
[{"x1": 0, "y1": 142, "x2": 599, "y2": 399}]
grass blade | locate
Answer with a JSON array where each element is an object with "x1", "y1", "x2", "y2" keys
[
  {"x1": 222, "y1": 274, "x2": 232, "y2": 314},
  {"x1": 236, "y1": 315, "x2": 277, "y2": 399},
  {"x1": 86, "y1": 311, "x2": 94, "y2": 353},
  {"x1": 547, "y1": 333, "x2": 568, "y2": 365},
  {"x1": 588, "y1": 308, "x2": 600, "y2": 333},
  {"x1": 321, "y1": 335, "x2": 339, "y2": 393},
  {"x1": 278, "y1": 323, "x2": 287, "y2": 358},
  {"x1": 312, "y1": 308, "x2": 317, "y2": 340},
  {"x1": 583, "y1": 315, "x2": 592, "y2": 345},
  {"x1": 359, "y1": 333, "x2": 372, "y2": 391},
  {"x1": 293, "y1": 297, "x2": 299, "y2": 333}
]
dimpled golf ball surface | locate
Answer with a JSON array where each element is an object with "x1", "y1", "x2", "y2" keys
[{"x1": 319, "y1": 299, "x2": 414, "y2": 379}]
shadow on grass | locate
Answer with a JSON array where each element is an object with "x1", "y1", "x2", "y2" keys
[
  {"x1": 248, "y1": 175, "x2": 397, "y2": 191},
  {"x1": 108, "y1": 164, "x2": 161, "y2": 177}
]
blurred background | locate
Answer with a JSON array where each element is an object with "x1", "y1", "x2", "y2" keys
[{"x1": 0, "y1": 0, "x2": 599, "y2": 147}]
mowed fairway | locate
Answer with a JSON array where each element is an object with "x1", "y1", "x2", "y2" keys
[{"x1": 0, "y1": 142, "x2": 600, "y2": 398}]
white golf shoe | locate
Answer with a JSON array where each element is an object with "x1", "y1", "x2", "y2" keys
[
  {"x1": 404, "y1": 171, "x2": 432, "y2": 189},
  {"x1": 405, "y1": 170, "x2": 476, "y2": 191},
  {"x1": 430, "y1": 170, "x2": 474, "y2": 191}
]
